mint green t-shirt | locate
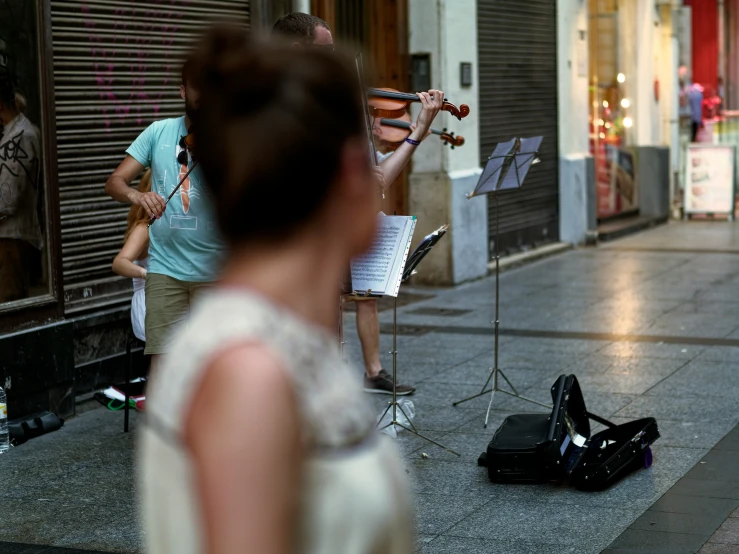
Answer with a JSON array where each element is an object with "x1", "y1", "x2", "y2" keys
[{"x1": 126, "y1": 116, "x2": 225, "y2": 282}]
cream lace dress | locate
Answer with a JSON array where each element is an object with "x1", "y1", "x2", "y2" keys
[{"x1": 139, "y1": 288, "x2": 413, "y2": 554}]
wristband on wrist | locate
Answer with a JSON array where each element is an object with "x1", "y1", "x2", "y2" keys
[{"x1": 405, "y1": 137, "x2": 421, "y2": 146}]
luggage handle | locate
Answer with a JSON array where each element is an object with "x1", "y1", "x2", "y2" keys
[{"x1": 584, "y1": 411, "x2": 617, "y2": 430}]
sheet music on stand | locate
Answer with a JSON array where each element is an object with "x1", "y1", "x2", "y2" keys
[
  {"x1": 470, "y1": 136, "x2": 543, "y2": 196},
  {"x1": 350, "y1": 215, "x2": 416, "y2": 297}
]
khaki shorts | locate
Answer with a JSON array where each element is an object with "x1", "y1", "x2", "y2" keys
[{"x1": 144, "y1": 273, "x2": 213, "y2": 355}]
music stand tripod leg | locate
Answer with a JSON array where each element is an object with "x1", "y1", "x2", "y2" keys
[{"x1": 376, "y1": 296, "x2": 460, "y2": 457}]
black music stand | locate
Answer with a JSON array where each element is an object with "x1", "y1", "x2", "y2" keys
[
  {"x1": 451, "y1": 137, "x2": 552, "y2": 428},
  {"x1": 377, "y1": 224, "x2": 460, "y2": 456}
]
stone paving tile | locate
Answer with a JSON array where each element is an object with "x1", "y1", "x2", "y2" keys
[
  {"x1": 590, "y1": 297, "x2": 689, "y2": 314},
  {"x1": 673, "y1": 299, "x2": 739, "y2": 317},
  {"x1": 0, "y1": 545, "x2": 110, "y2": 554},
  {"x1": 424, "y1": 360, "x2": 562, "y2": 391},
  {"x1": 420, "y1": 535, "x2": 581, "y2": 553},
  {"x1": 696, "y1": 345, "x2": 739, "y2": 362},
  {"x1": 629, "y1": 509, "x2": 726, "y2": 536},
  {"x1": 501, "y1": 336, "x2": 613, "y2": 356},
  {"x1": 649, "y1": 493, "x2": 739, "y2": 517},
  {"x1": 648, "y1": 360, "x2": 739, "y2": 399},
  {"x1": 667, "y1": 478, "x2": 739, "y2": 500},
  {"x1": 412, "y1": 493, "x2": 492, "y2": 535},
  {"x1": 614, "y1": 394, "x2": 739, "y2": 423},
  {"x1": 494, "y1": 386, "x2": 638, "y2": 418},
  {"x1": 52, "y1": 519, "x2": 141, "y2": 553},
  {"x1": 604, "y1": 528, "x2": 708, "y2": 553},
  {"x1": 699, "y1": 543, "x2": 739, "y2": 554},
  {"x1": 640, "y1": 315, "x2": 739, "y2": 338},
  {"x1": 405, "y1": 458, "x2": 492, "y2": 498},
  {"x1": 601, "y1": 356, "x2": 691, "y2": 376},
  {"x1": 412, "y1": 406, "x2": 482, "y2": 434},
  {"x1": 450, "y1": 410, "x2": 516, "y2": 436},
  {"x1": 415, "y1": 534, "x2": 437, "y2": 552},
  {"x1": 596, "y1": 341, "x2": 704, "y2": 360},
  {"x1": 443, "y1": 497, "x2": 640, "y2": 550},
  {"x1": 529, "y1": 369, "x2": 676, "y2": 396}
]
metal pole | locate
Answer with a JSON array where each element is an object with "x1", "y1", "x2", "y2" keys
[
  {"x1": 494, "y1": 191, "x2": 500, "y2": 394},
  {"x1": 392, "y1": 294, "x2": 397, "y2": 424},
  {"x1": 338, "y1": 295, "x2": 344, "y2": 359},
  {"x1": 484, "y1": 193, "x2": 501, "y2": 428}
]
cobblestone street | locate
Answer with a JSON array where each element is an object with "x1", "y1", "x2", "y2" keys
[{"x1": 4, "y1": 221, "x2": 739, "y2": 553}]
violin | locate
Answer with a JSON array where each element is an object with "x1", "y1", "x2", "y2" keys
[
  {"x1": 176, "y1": 132, "x2": 196, "y2": 164},
  {"x1": 374, "y1": 114, "x2": 464, "y2": 149},
  {"x1": 367, "y1": 88, "x2": 470, "y2": 121}
]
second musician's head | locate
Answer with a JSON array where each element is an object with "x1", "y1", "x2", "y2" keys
[
  {"x1": 272, "y1": 12, "x2": 333, "y2": 49},
  {"x1": 188, "y1": 26, "x2": 377, "y2": 259}
]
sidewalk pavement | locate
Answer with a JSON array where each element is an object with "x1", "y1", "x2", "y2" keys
[{"x1": 3, "y1": 221, "x2": 739, "y2": 553}]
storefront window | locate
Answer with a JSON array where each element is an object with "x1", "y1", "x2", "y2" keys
[
  {"x1": 0, "y1": 1, "x2": 50, "y2": 305},
  {"x1": 589, "y1": 0, "x2": 638, "y2": 220}
]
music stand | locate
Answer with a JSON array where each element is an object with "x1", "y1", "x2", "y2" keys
[
  {"x1": 377, "y1": 224, "x2": 460, "y2": 456},
  {"x1": 451, "y1": 137, "x2": 552, "y2": 428}
]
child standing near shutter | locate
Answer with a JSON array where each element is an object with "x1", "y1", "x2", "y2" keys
[{"x1": 112, "y1": 170, "x2": 151, "y2": 342}]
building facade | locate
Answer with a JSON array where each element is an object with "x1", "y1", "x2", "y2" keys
[{"x1": 1, "y1": 0, "x2": 698, "y2": 420}]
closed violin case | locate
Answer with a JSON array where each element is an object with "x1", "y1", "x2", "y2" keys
[{"x1": 478, "y1": 374, "x2": 659, "y2": 490}]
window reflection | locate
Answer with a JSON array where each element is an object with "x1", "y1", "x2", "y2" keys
[{"x1": 0, "y1": 1, "x2": 48, "y2": 304}]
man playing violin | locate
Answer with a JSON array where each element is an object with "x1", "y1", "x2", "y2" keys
[
  {"x1": 273, "y1": 12, "x2": 444, "y2": 396},
  {"x1": 105, "y1": 61, "x2": 224, "y2": 364}
]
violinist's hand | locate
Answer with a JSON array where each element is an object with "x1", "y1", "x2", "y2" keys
[
  {"x1": 412, "y1": 89, "x2": 444, "y2": 141},
  {"x1": 133, "y1": 190, "x2": 166, "y2": 219},
  {"x1": 409, "y1": 123, "x2": 432, "y2": 140},
  {"x1": 373, "y1": 165, "x2": 387, "y2": 192}
]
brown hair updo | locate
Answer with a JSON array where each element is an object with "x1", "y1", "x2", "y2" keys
[{"x1": 188, "y1": 26, "x2": 366, "y2": 245}]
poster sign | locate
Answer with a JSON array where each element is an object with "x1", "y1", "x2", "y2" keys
[
  {"x1": 684, "y1": 145, "x2": 735, "y2": 216},
  {"x1": 612, "y1": 149, "x2": 637, "y2": 211},
  {"x1": 592, "y1": 140, "x2": 639, "y2": 219}
]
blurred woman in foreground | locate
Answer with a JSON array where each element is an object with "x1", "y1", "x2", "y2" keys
[{"x1": 139, "y1": 27, "x2": 413, "y2": 554}]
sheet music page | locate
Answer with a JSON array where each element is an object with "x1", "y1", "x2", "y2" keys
[
  {"x1": 499, "y1": 136, "x2": 544, "y2": 191},
  {"x1": 475, "y1": 138, "x2": 518, "y2": 195},
  {"x1": 351, "y1": 215, "x2": 416, "y2": 297}
]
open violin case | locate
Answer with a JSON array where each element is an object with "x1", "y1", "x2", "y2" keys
[{"x1": 477, "y1": 375, "x2": 659, "y2": 491}]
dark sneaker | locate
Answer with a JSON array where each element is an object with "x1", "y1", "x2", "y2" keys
[{"x1": 363, "y1": 370, "x2": 416, "y2": 396}]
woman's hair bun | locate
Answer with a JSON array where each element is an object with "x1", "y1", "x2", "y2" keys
[{"x1": 187, "y1": 26, "x2": 366, "y2": 244}]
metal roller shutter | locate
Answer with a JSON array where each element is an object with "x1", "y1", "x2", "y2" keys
[
  {"x1": 478, "y1": 0, "x2": 559, "y2": 256},
  {"x1": 50, "y1": 0, "x2": 249, "y2": 314}
]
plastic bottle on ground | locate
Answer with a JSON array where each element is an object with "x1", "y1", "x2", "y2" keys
[{"x1": 0, "y1": 387, "x2": 8, "y2": 453}]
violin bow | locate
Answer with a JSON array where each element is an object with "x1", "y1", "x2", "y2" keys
[{"x1": 355, "y1": 54, "x2": 379, "y2": 169}]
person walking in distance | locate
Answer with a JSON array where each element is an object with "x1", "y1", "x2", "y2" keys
[
  {"x1": 140, "y1": 28, "x2": 414, "y2": 553},
  {"x1": 273, "y1": 12, "x2": 444, "y2": 396},
  {"x1": 105, "y1": 61, "x2": 224, "y2": 364}
]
